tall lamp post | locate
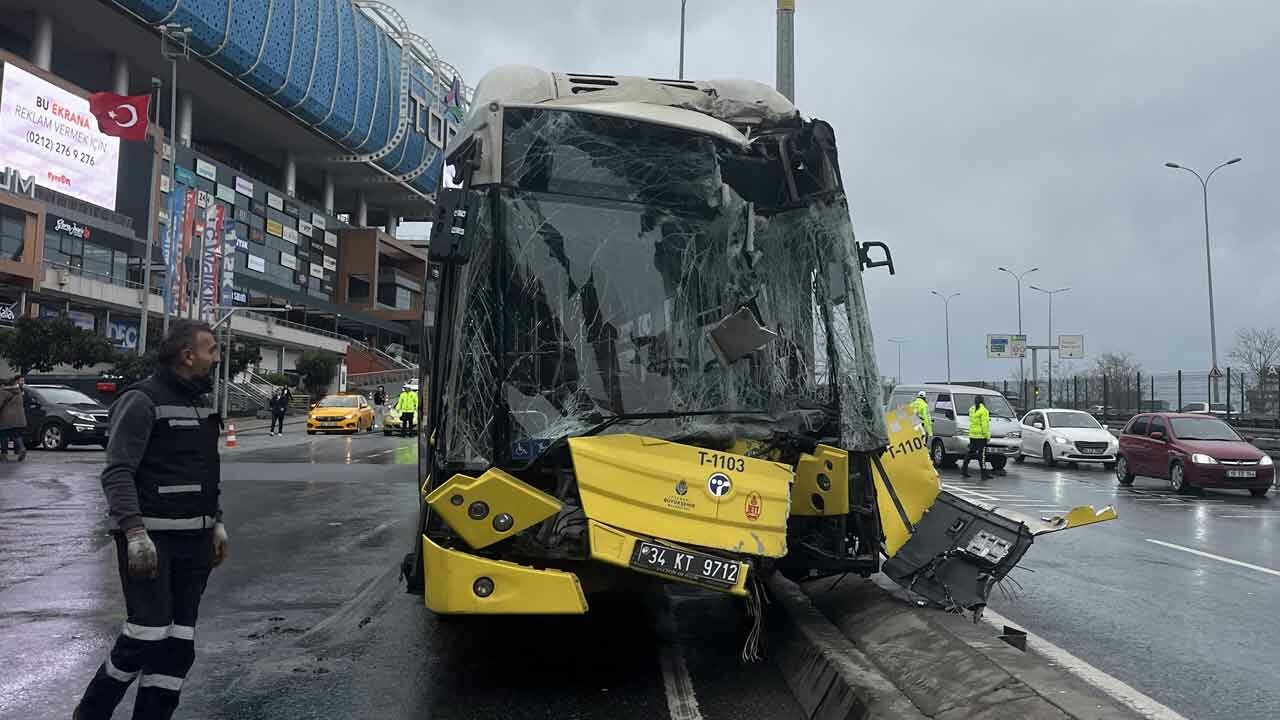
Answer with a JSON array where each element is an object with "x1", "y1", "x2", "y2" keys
[
  {"x1": 1165, "y1": 157, "x2": 1242, "y2": 402},
  {"x1": 931, "y1": 291, "x2": 960, "y2": 383},
  {"x1": 887, "y1": 338, "x2": 910, "y2": 384},
  {"x1": 1029, "y1": 285, "x2": 1070, "y2": 405},
  {"x1": 996, "y1": 266, "x2": 1037, "y2": 387},
  {"x1": 678, "y1": 0, "x2": 687, "y2": 79}
]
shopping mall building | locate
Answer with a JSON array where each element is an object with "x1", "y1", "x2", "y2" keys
[{"x1": 0, "y1": 0, "x2": 463, "y2": 374}]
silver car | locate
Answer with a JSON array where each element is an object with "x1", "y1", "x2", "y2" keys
[{"x1": 887, "y1": 384, "x2": 1022, "y2": 470}]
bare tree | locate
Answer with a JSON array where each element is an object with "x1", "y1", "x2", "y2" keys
[{"x1": 1228, "y1": 327, "x2": 1280, "y2": 386}]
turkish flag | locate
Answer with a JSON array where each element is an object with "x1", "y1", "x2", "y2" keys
[{"x1": 88, "y1": 92, "x2": 151, "y2": 142}]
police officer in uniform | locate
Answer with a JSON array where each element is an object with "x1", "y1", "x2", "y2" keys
[
  {"x1": 75, "y1": 321, "x2": 229, "y2": 720},
  {"x1": 909, "y1": 390, "x2": 932, "y2": 438},
  {"x1": 961, "y1": 395, "x2": 992, "y2": 479}
]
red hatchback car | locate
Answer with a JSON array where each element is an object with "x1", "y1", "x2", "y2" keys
[{"x1": 1115, "y1": 413, "x2": 1274, "y2": 497}]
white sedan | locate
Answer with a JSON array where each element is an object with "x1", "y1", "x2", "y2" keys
[{"x1": 1016, "y1": 409, "x2": 1118, "y2": 469}]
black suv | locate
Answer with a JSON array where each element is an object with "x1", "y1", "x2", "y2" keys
[{"x1": 22, "y1": 385, "x2": 111, "y2": 450}]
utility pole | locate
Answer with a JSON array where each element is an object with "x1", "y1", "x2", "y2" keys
[
  {"x1": 931, "y1": 291, "x2": 960, "y2": 383},
  {"x1": 160, "y1": 25, "x2": 191, "y2": 337},
  {"x1": 776, "y1": 0, "x2": 795, "y2": 102},
  {"x1": 1165, "y1": 158, "x2": 1242, "y2": 402},
  {"x1": 138, "y1": 76, "x2": 162, "y2": 355}
]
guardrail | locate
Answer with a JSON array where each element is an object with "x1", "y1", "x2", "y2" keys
[{"x1": 44, "y1": 261, "x2": 163, "y2": 296}]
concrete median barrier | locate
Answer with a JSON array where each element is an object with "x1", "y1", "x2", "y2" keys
[{"x1": 768, "y1": 575, "x2": 1152, "y2": 720}]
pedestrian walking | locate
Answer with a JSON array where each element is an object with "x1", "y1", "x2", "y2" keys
[
  {"x1": 372, "y1": 385, "x2": 387, "y2": 429},
  {"x1": 74, "y1": 320, "x2": 229, "y2": 720},
  {"x1": 961, "y1": 395, "x2": 992, "y2": 479},
  {"x1": 269, "y1": 388, "x2": 287, "y2": 436},
  {"x1": 909, "y1": 390, "x2": 932, "y2": 438},
  {"x1": 394, "y1": 384, "x2": 418, "y2": 437},
  {"x1": 0, "y1": 374, "x2": 28, "y2": 461}
]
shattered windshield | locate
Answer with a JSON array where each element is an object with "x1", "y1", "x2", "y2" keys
[{"x1": 440, "y1": 108, "x2": 885, "y2": 465}]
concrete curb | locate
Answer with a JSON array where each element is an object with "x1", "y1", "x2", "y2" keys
[
  {"x1": 792, "y1": 577, "x2": 1148, "y2": 719},
  {"x1": 767, "y1": 574, "x2": 928, "y2": 720}
]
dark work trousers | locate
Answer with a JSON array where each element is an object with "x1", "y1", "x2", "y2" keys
[
  {"x1": 0, "y1": 427, "x2": 25, "y2": 455},
  {"x1": 270, "y1": 412, "x2": 285, "y2": 434},
  {"x1": 961, "y1": 438, "x2": 990, "y2": 476},
  {"x1": 400, "y1": 412, "x2": 414, "y2": 436},
  {"x1": 77, "y1": 530, "x2": 213, "y2": 720}
]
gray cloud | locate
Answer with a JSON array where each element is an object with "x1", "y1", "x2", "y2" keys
[{"x1": 390, "y1": 0, "x2": 1280, "y2": 381}]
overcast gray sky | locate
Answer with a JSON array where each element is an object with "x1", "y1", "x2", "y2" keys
[{"x1": 390, "y1": 0, "x2": 1279, "y2": 382}]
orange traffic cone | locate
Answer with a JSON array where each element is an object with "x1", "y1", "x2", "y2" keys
[{"x1": 224, "y1": 423, "x2": 238, "y2": 449}]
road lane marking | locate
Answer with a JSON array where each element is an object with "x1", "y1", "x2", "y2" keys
[
  {"x1": 981, "y1": 608, "x2": 1188, "y2": 720},
  {"x1": 653, "y1": 595, "x2": 703, "y2": 720},
  {"x1": 941, "y1": 484, "x2": 1008, "y2": 502},
  {"x1": 1145, "y1": 539, "x2": 1280, "y2": 578}
]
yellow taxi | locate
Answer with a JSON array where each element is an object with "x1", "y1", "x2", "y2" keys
[{"x1": 306, "y1": 393, "x2": 375, "y2": 435}]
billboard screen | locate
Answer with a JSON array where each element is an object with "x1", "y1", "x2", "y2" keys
[{"x1": 0, "y1": 62, "x2": 121, "y2": 210}]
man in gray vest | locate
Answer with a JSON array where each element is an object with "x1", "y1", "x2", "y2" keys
[{"x1": 75, "y1": 320, "x2": 229, "y2": 720}]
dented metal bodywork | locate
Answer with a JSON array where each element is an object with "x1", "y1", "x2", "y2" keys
[{"x1": 407, "y1": 66, "x2": 1114, "y2": 618}]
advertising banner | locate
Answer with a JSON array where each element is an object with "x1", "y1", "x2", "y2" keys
[
  {"x1": 221, "y1": 226, "x2": 237, "y2": 309},
  {"x1": 0, "y1": 62, "x2": 122, "y2": 209},
  {"x1": 163, "y1": 186, "x2": 188, "y2": 316},
  {"x1": 199, "y1": 203, "x2": 225, "y2": 322},
  {"x1": 178, "y1": 189, "x2": 198, "y2": 316},
  {"x1": 110, "y1": 317, "x2": 139, "y2": 350}
]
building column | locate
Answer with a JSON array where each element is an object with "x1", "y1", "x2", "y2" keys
[
  {"x1": 111, "y1": 54, "x2": 129, "y2": 95},
  {"x1": 32, "y1": 13, "x2": 53, "y2": 71},
  {"x1": 323, "y1": 172, "x2": 335, "y2": 213},
  {"x1": 178, "y1": 92, "x2": 193, "y2": 147},
  {"x1": 356, "y1": 192, "x2": 368, "y2": 227},
  {"x1": 384, "y1": 212, "x2": 398, "y2": 238},
  {"x1": 284, "y1": 151, "x2": 297, "y2": 197}
]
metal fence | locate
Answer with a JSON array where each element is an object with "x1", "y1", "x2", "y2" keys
[{"x1": 967, "y1": 368, "x2": 1280, "y2": 423}]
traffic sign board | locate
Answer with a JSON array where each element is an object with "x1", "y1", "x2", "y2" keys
[
  {"x1": 987, "y1": 333, "x2": 1027, "y2": 359},
  {"x1": 1209, "y1": 367, "x2": 1223, "y2": 379},
  {"x1": 1059, "y1": 335, "x2": 1084, "y2": 359}
]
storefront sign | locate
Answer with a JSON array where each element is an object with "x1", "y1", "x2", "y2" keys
[
  {"x1": 312, "y1": 213, "x2": 326, "y2": 229},
  {"x1": 235, "y1": 176, "x2": 253, "y2": 197},
  {"x1": 216, "y1": 183, "x2": 236, "y2": 204},
  {"x1": 0, "y1": 166, "x2": 35, "y2": 198},
  {"x1": 51, "y1": 216, "x2": 90, "y2": 239},
  {"x1": 160, "y1": 173, "x2": 171, "y2": 193},
  {"x1": 233, "y1": 290, "x2": 248, "y2": 304},
  {"x1": 0, "y1": 62, "x2": 121, "y2": 210},
  {"x1": 322, "y1": 255, "x2": 337, "y2": 271},
  {"x1": 298, "y1": 219, "x2": 313, "y2": 237},
  {"x1": 195, "y1": 158, "x2": 217, "y2": 181},
  {"x1": 282, "y1": 225, "x2": 299, "y2": 244},
  {"x1": 247, "y1": 254, "x2": 265, "y2": 273},
  {"x1": 266, "y1": 219, "x2": 283, "y2": 237},
  {"x1": 280, "y1": 251, "x2": 297, "y2": 270},
  {"x1": 176, "y1": 166, "x2": 197, "y2": 186},
  {"x1": 0, "y1": 301, "x2": 17, "y2": 324},
  {"x1": 323, "y1": 231, "x2": 337, "y2": 247},
  {"x1": 309, "y1": 262, "x2": 324, "y2": 279},
  {"x1": 266, "y1": 192, "x2": 283, "y2": 211}
]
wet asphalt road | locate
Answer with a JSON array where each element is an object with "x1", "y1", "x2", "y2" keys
[
  {"x1": 0, "y1": 432, "x2": 802, "y2": 720},
  {"x1": 944, "y1": 457, "x2": 1280, "y2": 720}
]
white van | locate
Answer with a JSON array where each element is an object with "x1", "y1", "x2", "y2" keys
[{"x1": 887, "y1": 384, "x2": 1022, "y2": 470}]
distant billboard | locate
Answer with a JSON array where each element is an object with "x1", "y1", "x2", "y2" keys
[
  {"x1": 986, "y1": 334, "x2": 1027, "y2": 359},
  {"x1": 1059, "y1": 334, "x2": 1084, "y2": 359},
  {"x1": 0, "y1": 62, "x2": 121, "y2": 210}
]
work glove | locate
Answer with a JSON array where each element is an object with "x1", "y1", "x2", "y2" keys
[
  {"x1": 211, "y1": 522, "x2": 229, "y2": 568},
  {"x1": 125, "y1": 526, "x2": 159, "y2": 580}
]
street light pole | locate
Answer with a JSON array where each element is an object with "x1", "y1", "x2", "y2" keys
[
  {"x1": 888, "y1": 338, "x2": 910, "y2": 384},
  {"x1": 1165, "y1": 157, "x2": 1242, "y2": 402},
  {"x1": 931, "y1": 291, "x2": 960, "y2": 383},
  {"x1": 1030, "y1": 285, "x2": 1070, "y2": 405},
  {"x1": 996, "y1": 266, "x2": 1038, "y2": 385},
  {"x1": 678, "y1": 0, "x2": 687, "y2": 79}
]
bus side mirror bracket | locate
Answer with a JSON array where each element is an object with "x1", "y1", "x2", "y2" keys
[
  {"x1": 858, "y1": 241, "x2": 895, "y2": 275},
  {"x1": 429, "y1": 189, "x2": 475, "y2": 264}
]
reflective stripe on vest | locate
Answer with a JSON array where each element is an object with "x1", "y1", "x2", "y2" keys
[
  {"x1": 141, "y1": 515, "x2": 218, "y2": 530},
  {"x1": 157, "y1": 484, "x2": 203, "y2": 494}
]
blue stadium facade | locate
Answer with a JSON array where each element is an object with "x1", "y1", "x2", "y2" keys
[{"x1": 109, "y1": 0, "x2": 466, "y2": 198}]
